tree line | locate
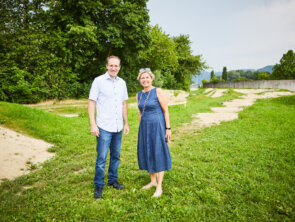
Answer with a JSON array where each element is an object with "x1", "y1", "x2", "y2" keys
[
  {"x1": 0, "y1": 0, "x2": 207, "y2": 104},
  {"x1": 206, "y1": 49, "x2": 295, "y2": 84}
]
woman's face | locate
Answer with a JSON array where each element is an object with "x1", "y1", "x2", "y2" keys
[{"x1": 140, "y1": 72, "x2": 153, "y2": 88}]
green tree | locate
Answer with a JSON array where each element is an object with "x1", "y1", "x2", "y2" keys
[
  {"x1": 45, "y1": 0, "x2": 151, "y2": 83},
  {"x1": 138, "y1": 25, "x2": 178, "y2": 72},
  {"x1": 210, "y1": 76, "x2": 224, "y2": 83},
  {"x1": 257, "y1": 72, "x2": 270, "y2": 80},
  {"x1": 172, "y1": 35, "x2": 207, "y2": 90},
  {"x1": 272, "y1": 49, "x2": 295, "y2": 79},
  {"x1": 227, "y1": 70, "x2": 240, "y2": 81},
  {"x1": 236, "y1": 77, "x2": 249, "y2": 81},
  {"x1": 210, "y1": 70, "x2": 215, "y2": 79},
  {"x1": 222, "y1": 66, "x2": 228, "y2": 81}
]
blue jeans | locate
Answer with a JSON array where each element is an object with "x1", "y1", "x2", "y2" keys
[{"x1": 94, "y1": 128, "x2": 122, "y2": 188}]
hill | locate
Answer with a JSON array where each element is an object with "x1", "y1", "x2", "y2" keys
[{"x1": 257, "y1": 65, "x2": 274, "y2": 73}]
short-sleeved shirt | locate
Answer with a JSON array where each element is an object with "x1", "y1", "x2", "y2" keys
[{"x1": 89, "y1": 72, "x2": 128, "y2": 132}]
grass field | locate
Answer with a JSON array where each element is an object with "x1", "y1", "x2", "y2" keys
[{"x1": 0, "y1": 89, "x2": 294, "y2": 221}]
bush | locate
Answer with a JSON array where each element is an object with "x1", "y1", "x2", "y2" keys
[
  {"x1": 257, "y1": 72, "x2": 270, "y2": 80},
  {"x1": 0, "y1": 66, "x2": 39, "y2": 103},
  {"x1": 209, "y1": 76, "x2": 225, "y2": 83}
]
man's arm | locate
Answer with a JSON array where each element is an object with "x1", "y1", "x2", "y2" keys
[
  {"x1": 88, "y1": 99, "x2": 99, "y2": 137},
  {"x1": 122, "y1": 100, "x2": 129, "y2": 135}
]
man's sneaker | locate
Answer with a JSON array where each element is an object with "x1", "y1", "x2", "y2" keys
[
  {"x1": 108, "y1": 181, "x2": 124, "y2": 190},
  {"x1": 94, "y1": 186, "x2": 103, "y2": 199}
]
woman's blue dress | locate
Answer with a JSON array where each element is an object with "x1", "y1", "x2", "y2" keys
[{"x1": 137, "y1": 87, "x2": 172, "y2": 173}]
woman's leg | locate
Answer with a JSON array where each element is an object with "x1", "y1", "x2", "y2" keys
[
  {"x1": 153, "y1": 171, "x2": 164, "y2": 197},
  {"x1": 141, "y1": 173, "x2": 157, "y2": 189}
]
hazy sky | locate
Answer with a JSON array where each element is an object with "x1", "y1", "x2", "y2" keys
[{"x1": 147, "y1": 0, "x2": 295, "y2": 71}]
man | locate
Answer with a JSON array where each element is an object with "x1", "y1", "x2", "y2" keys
[{"x1": 88, "y1": 55, "x2": 129, "y2": 199}]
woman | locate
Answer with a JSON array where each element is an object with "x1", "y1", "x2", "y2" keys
[{"x1": 136, "y1": 68, "x2": 172, "y2": 198}]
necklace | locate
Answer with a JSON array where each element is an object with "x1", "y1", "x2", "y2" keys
[{"x1": 138, "y1": 89, "x2": 152, "y2": 117}]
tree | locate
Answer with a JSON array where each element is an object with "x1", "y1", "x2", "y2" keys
[
  {"x1": 271, "y1": 50, "x2": 295, "y2": 79},
  {"x1": 227, "y1": 70, "x2": 240, "y2": 81},
  {"x1": 257, "y1": 72, "x2": 270, "y2": 80},
  {"x1": 138, "y1": 25, "x2": 178, "y2": 72},
  {"x1": 172, "y1": 35, "x2": 207, "y2": 90},
  {"x1": 222, "y1": 66, "x2": 228, "y2": 81},
  {"x1": 210, "y1": 70, "x2": 214, "y2": 79},
  {"x1": 45, "y1": 0, "x2": 151, "y2": 83},
  {"x1": 210, "y1": 76, "x2": 224, "y2": 83}
]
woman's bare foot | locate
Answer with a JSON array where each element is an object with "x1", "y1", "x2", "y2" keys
[
  {"x1": 141, "y1": 182, "x2": 157, "y2": 190},
  {"x1": 153, "y1": 188, "x2": 162, "y2": 197}
]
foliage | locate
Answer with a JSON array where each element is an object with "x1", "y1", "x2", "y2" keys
[
  {"x1": 209, "y1": 76, "x2": 224, "y2": 83},
  {"x1": 235, "y1": 77, "x2": 250, "y2": 81},
  {"x1": 271, "y1": 49, "x2": 295, "y2": 80},
  {"x1": 257, "y1": 72, "x2": 270, "y2": 80},
  {"x1": 138, "y1": 27, "x2": 207, "y2": 91},
  {"x1": 171, "y1": 35, "x2": 207, "y2": 90},
  {"x1": 0, "y1": 0, "x2": 152, "y2": 103},
  {"x1": 210, "y1": 70, "x2": 214, "y2": 79},
  {"x1": 138, "y1": 25, "x2": 178, "y2": 72},
  {"x1": 0, "y1": 1, "x2": 207, "y2": 103},
  {"x1": 152, "y1": 70, "x2": 164, "y2": 88},
  {"x1": 0, "y1": 92, "x2": 294, "y2": 220},
  {"x1": 227, "y1": 70, "x2": 259, "y2": 82},
  {"x1": 202, "y1": 79, "x2": 208, "y2": 84},
  {"x1": 222, "y1": 66, "x2": 228, "y2": 81}
]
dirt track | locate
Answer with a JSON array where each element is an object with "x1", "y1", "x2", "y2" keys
[{"x1": 192, "y1": 88, "x2": 294, "y2": 128}]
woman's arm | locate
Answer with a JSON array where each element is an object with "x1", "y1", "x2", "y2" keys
[{"x1": 156, "y1": 88, "x2": 171, "y2": 142}]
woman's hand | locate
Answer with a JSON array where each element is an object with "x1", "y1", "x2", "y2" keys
[{"x1": 165, "y1": 129, "x2": 171, "y2": 142}]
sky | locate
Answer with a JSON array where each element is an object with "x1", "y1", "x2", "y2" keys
[{"x1": 147, "y1": 0, "x2": 295, "y2": 72}]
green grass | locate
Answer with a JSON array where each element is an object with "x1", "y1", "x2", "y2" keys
[{"x1": 0, "y1": 90, "x2": 294, "y2": 221}]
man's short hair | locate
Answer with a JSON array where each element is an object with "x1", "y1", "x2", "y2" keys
[{"x1": 106, "y1": 55, "x2": 121, "y2": 64}]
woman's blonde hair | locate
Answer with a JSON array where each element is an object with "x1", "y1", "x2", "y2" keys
[{"x1": 137, "y1": 70, "x2": 155, "y2": 80}]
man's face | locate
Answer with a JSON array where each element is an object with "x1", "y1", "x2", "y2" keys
[{"x1": 106, "y1": 58, "x2": 121, "y2": 78}]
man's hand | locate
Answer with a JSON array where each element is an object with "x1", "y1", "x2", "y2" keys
[
  {"x1": 91, "y1": 124, "x2": 100, "y2": 137},
  {"x1": 124, "y1": 124, "x2": 129, "y2": 135}
]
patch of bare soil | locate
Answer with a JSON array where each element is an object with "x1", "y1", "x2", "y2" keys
[
  {"x1": 0, "y1": 126, "x2": 54, "y2": 182},
  {"x1": 26, "y1": 99, "x2": 88, "y2": 107},
  {"x1": 205, "y1": 88, "x2": 228, "y2": 97},
  {"x1": 164, "y1": 90, "x2": 190, "y2": 106}
]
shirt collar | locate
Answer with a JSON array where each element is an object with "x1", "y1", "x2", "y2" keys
[{"x1": 105, "y1": 72, "x2": 119, "y2": 81}]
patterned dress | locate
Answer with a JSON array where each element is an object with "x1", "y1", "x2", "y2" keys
[{"x1": 137, "y1": 87, "x2": 172, "y2": 173}]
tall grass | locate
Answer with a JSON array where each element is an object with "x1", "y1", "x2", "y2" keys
[{"x1": 0, "y1": 91, "x2": 294, "y2": 221}]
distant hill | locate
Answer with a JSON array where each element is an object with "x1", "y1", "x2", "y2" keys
[
  {"x1": 192, "y1": 65, "x2": 274, "y2": 86},
  {"x1": 257, "y1": 65, "x2": 274, "y2": 73}
]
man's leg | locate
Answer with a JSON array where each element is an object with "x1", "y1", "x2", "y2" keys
[
  {"x1": 108, "y1": 131, "x2": 123, "y2": 187},
  {"x1": 94, "y1": 128, "x2": 112, "y2": 188}
]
